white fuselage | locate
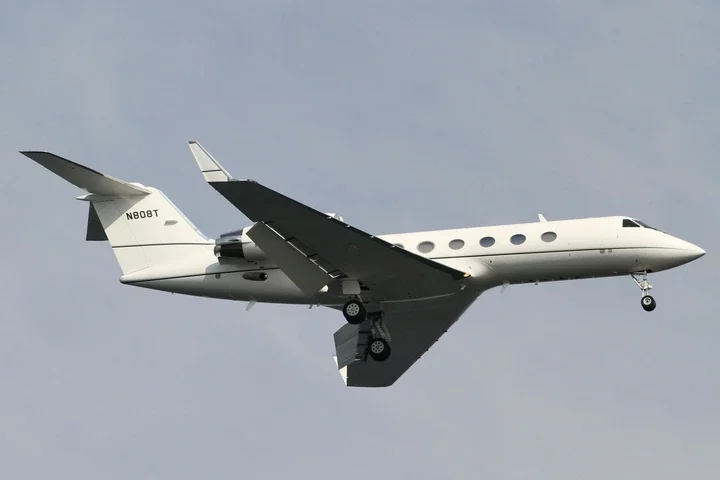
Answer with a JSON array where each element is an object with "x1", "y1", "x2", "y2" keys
[{"x1": 119, "y1": 215, "x2": 705, "y2": 305}]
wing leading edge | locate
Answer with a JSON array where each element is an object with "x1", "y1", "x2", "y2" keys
[{"x1": 187, "y1": 141, "x2": 469, "y2": 301}]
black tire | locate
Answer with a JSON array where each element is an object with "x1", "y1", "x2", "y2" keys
[
  {"x1": 641, "y1": 295, "x2": 656, "y2": 312},
  {"x1": 342, "y1": 300, "x2": 366, "y2": 324},
  {"x1": 368, "y1": 338, "x2": 391, "y2": 362}
]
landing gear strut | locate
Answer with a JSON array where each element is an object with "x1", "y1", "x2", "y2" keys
[
  {"x1": 631, "y1": 272, "x2": 656, "y2": 312},
  {"x1": 366, "y1": 310, "x2": 392, "y2": 362}
]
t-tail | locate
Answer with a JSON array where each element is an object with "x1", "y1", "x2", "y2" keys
[{"x1": 19, "y1": 151, "x2": 213, "y2": 275}]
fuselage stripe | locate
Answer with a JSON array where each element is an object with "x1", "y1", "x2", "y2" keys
[
  {"x1": 122, "y1": 267, "x2": 281, "y2": 284},
  {"x1": 427, "y1": 246, "x2": 645, "y2": 260},
  {"x1": 112, "y1": 242, "x2": 213, "y2": 248}
]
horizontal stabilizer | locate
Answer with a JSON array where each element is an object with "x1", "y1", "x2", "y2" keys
[{"x1": 20, "y1": 151, "x2": 150, "y2": 196}]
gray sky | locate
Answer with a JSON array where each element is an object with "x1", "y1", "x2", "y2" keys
[{"x1": 2, "y1": 1, "x2": 719, "y2": 478}]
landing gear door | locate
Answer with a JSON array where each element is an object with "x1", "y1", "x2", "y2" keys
[{"x1": 333, "y1": 322, "x2": 369, "y2": 369}]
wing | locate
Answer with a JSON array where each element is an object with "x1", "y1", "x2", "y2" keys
[
  {"x1": 188, "y1": 141, "x2": 469, "y2": 301},
  {"x1": 333, "y1": 292, "x2": 480, "y2": 387}
]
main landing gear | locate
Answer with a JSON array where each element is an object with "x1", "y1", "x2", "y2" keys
[
  {"x1": 631, "y1": 272, "x2": 656, "y2": 312},
  {"x1": 342, "y1": 299, "x2": 392, "y2": 362},
  {"x1": 342, "y1": 300, "x2": 366, "y2": 325},
  {"x1": 368, "y1": 337, "x2": 391, "y2": 362}
]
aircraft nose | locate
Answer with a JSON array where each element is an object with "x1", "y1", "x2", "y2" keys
[
  {"x1": 652, "y1": 236, "x2": 705, "y2": 270},
  {"x1": 687, "y1": 244, "x2": 706, "y2": 260},
  {"x1": 675, "y1": 239, "x2": 705, "y2": 262},
  {"x1": 672, "y1": 238, "x2": 705, "y2": 263}
]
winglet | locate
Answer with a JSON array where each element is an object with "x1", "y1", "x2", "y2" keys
[{"x1": 188, "y1": 141, "x2": 233, "y2": 182}]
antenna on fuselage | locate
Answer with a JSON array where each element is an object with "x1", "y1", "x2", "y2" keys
[{"x1": 538, "y1": 214, "x2": 548, "y2": 222}]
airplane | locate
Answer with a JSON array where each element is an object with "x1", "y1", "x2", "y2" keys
[{"x1": 19, "y1": 142, "x2": 706, "y2": 387}]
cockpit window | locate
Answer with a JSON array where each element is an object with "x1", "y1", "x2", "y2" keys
[
  {"x1": 623, "y1": 218, "x2": 661, "y2": 231},
  {"x1": 623, "y1": 219, "x2": 640, "y2": 227},
  {"x1": 633, "y1": 220, "x2": 658, "y2": 231}
]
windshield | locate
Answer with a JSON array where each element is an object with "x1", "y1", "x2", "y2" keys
[
  {"x1": 633, "y1": 219, "x2": 658, "y2": 231},
  {"x1": 623, "y1": 218, "x2": 663, "y2": 232},
  {"x1": 623, "y1": 219, "x2": 640, "y2": 227}
]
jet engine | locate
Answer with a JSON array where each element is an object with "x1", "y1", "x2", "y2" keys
[
  {"x1": 214, "y1": 226, "x2": 267, "y2": 262},
  {"x1": 213, "y1": 213, "x2": 343, "y2": 263}
]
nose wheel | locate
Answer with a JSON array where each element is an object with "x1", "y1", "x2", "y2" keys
[
  {"x1": 631, "y1": 273, "x2": 657, "y2": 312},
  {"x1": 641, "y1": 295, "x2": 656, "y2": 312}
]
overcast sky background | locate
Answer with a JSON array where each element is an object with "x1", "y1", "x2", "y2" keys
[{"x1": 1, "y1": 1, "x2": 718, "y2": 478}]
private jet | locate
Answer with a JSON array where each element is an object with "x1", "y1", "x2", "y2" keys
[{"x1": 19, "y1": 143, "x2": 705, "y2": 387}]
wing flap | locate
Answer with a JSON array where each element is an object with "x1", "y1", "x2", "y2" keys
[{"x1": 246, "y1": 222, "x2": 332, "y2": 295}]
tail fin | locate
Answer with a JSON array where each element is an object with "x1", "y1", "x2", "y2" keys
[{"x1": 21, "y1": 151, "x2": 212, "y2": 275}]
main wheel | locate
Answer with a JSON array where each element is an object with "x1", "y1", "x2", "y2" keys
[
  {"x1": 342, "y1": 300, "x2": 366, "y2": 325},
  {"x1": 641, "y1": 295, "x2": 656, "y2": 312},
  {"x1": 368, "y1": 338, "x2": 391, "y2": 362}
]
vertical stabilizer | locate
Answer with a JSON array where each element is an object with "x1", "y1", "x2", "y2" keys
[
  {"x1": 21, "y1": 150, "x2": 213, "y2": 275},
  {"x1": 82, "y1": 189, "x2": 213, "y2": 274}
]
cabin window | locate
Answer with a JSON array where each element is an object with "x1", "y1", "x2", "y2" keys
[
  {"x1": 510, "y1": 234, "x2": 526, "y2": 245},
  {"x1": 417, "y1": 241, "x2": 435, "y2": 253},
  {"x1": 480, "y1": 236, "x2": 495, "y2": 247},
  {"x1": 541, "y1": 231, "x2": 557, "y2": 243},
  {"x1": 623, "y1": 219, "x2": 640, "y2": 228},
  {"x1": 449, "y1": 239, "x2": 465, "y2": 250}
]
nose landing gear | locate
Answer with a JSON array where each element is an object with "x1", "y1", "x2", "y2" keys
[
  {"x1": 641, "y1": 295, "x2": 656, "y2": 311},
  {"x1": 632, "y1": 273, "x2": 656, "y2": 312}
]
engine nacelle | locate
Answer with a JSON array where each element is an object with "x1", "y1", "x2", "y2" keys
[
  {"x1": 213, "y1": 214, "x2": 343, "y2": 262},
  {"x1": 214, "y1": 226, "x2": 267, "y2": 262}
]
